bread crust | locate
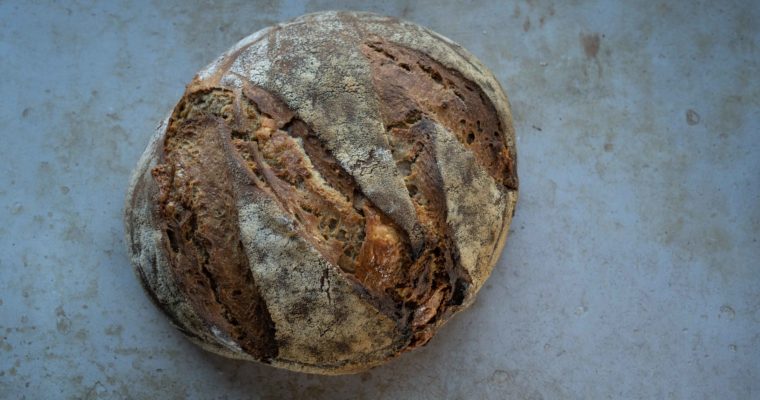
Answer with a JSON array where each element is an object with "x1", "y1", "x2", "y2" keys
[{"x1": 125, "y1": 11, "x2": 517, "y2": 375}]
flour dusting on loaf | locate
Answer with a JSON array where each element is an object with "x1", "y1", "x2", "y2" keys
[{"x1": 125, "y1": 11, "x2": 517, "y2": 375}]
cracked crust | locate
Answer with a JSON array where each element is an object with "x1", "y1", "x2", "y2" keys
[{"x1": 125, "y1": 11, "x2": 518, "y2": 375}]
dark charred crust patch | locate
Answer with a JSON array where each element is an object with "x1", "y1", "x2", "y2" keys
[{"x1": 362, "y1": 38, "x2": 518, "y2": 190}]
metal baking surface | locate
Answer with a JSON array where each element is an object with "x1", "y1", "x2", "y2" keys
[{"x1": 1, "y1": 1, "x2": 757, "y2": 398}]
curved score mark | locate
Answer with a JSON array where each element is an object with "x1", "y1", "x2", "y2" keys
[
  {"x1": 152, "y1": 88, "x2": 278, "y2": 361},
  {"x1": 362, "y1": 39, "x2": 523, "y2": 346},
  {"x1": 362, "y1": 39, "x2": 517, "y2": 190}
]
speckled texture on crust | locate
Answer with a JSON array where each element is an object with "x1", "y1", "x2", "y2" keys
[{"x1": 125, "y1": 11, "x2": 518, "y2": 375}]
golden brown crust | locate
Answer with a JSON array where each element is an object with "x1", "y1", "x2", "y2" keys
[
  {"x1": 125, "y1": 11, "x2": 518, "y2": 374},
  {"x1": 362, "y1": 39, "x2": 517, "y2": 189}
]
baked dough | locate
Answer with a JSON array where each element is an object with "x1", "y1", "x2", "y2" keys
[{"x1": 125, "y1": 11, "x2": 518, "y2": 375}]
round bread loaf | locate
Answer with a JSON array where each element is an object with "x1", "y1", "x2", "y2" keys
[{"x1": 125, "y1": 11, "x2": 518, "y2": 375}]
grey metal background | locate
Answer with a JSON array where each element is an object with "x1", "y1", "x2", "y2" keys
[{"x1": 1, "y1": 1, "x2": 758, "y2": 399}]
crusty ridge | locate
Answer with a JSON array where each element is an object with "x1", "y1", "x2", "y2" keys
[
  {"x1": 362, "y1": 38, "x2": 517, "y2": 189},
  {"x1": 152, "y1": 89, "x2": 278, "y2": 360}
]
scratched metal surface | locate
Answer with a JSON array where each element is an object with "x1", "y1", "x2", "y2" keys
[{"x1": 1, "y1": 1, "x2": 758, "y2": 399}]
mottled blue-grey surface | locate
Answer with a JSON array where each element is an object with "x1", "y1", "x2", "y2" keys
[{"x1": 1, "y1": 1, "x2": 758, "y2": 399}]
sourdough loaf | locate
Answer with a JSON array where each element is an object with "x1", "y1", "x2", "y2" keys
[{"x1": 125, "y1": 11, "x2": 518, "y2": 374}]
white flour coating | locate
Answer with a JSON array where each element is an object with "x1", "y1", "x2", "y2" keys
[
  {"x1": 431, "y1": 122, "x2": 511, "y2": 290},
  {"x1": 235, "y1": 197, "x2": 399, "y2": 373}
]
